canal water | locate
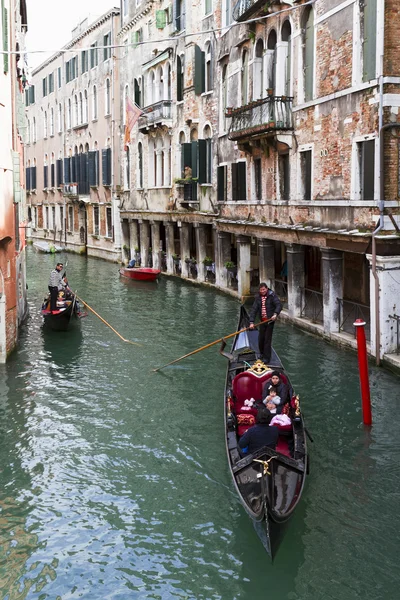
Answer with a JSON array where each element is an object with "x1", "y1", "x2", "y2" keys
[{"x1": 0, "y1": 248, "x2": 399, "y2": 600}]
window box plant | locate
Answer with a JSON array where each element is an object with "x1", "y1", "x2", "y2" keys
[{"x1": 202, "y1": 256, "x2": 213, "y2": 266}]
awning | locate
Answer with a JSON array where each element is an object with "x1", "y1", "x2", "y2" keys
[{"x1": 143, "y1": 48, "x2": 172, "y2": 71}]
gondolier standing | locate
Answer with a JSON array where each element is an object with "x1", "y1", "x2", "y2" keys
[
  {"x1": 48, "y1": 262, "x2": 65, "y2": 312},
  {"x1": 249, "y1": 282, "x2": 282, "y2": 363}
]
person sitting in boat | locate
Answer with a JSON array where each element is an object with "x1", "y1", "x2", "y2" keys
[
  {"x1": 238, "y1": 409, "x2": 279, "y2": 455},
  {"x1": 48, "y1": 262, "x2": 66, "y2": 312},
  {"x1": 128, "y1": 257, "x2": 136, "y2": 268},
  {"x1": 263, "y1": 386, "x2": 281, "y2": 414},
  {"x1": 61, "y1": 274, "x2": 73, "y2": 299},
  {"x1": 262, "y1": 371, "x2": 289, "y2": 411}
]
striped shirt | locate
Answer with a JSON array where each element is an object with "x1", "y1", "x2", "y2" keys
[{"x1": 48, "y1": 269, "x2": 64, "y2": 289}]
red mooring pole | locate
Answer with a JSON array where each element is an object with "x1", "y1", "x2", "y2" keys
[{"x1": 354, "y1": 319, "x2": 372, "y2": 426}]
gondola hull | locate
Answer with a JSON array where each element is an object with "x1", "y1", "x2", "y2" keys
[
  {"x1": 119, "y1": 267, "x2": 160, "y2": 281},
  {"x1": 41, "y1": 298, "x2": 80, "y2": 331},
  {"x1": 223, "y1": 306, "x2": 308, "y2": 558}
]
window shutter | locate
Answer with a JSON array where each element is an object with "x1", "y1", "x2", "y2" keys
[
  {"x1": 134, "y1": 79, "x2": 141, "y2": 106},
  {"x1": 231, "y1": 163, "x2": 238, "y2": 201},
  {"x1": 31, "y1": 167, "x2": 37, "y2": 190},
  {"x1": 156, "y1": 10, "x2": 166, "y2": 29},
  {"x1": 363, "y1": 0, "x2": 377, "y2": 82},
  {"x1": 194, "y1": 45, "x2": 205, "y2": 95},
  {"x1": 88, "y1": 151, "x2": 98, "y2": 186},
  {"x1": 198, "y1": 139, "x2": 207, "y2": 184},
  {"x1": 217, "y1": 166, "x2": 226, "y2": 202},
  {"x1": 102, "y1": 148, "x2": 111, "y2": 185},
  {"x1": 51, "y1": 163, "x2": 55, "y2": 187},
  {"x1": 79, "y1": 153, "x2": 88, "y2": 194},
  {"x1": 43, "y1": 165, "x2": 48, "y2": 189},
  {"x1": 191, "y1": 141, "x2": 198, "y2": 179},
  {"x1": 26, "y1": 167, "x2": 31, "y2": 191},
  {"x1": 181, "y1": 143, "x2": 192, "y2": 176},
  {"x1": 64, "y1": 157, "x2": 70, "y2": 184},
  {"x1": 177, "y1": 55, "x2": 183, "y2": 101},
  {"x1": 29, "y1": 85, "x2": 35, "y2": 104},
  {"x1": 56, "y1": 159, "x2": 63, "y2": 186},
  {"x1": 304, "y1": 9, "x2": 314, "y2": 102},
  {"x1": 237, "y1": 162, "x2": 246, "y2": 200},
  {"x1": 2, "y1": 3, "x2": 9, "y2": 74}
]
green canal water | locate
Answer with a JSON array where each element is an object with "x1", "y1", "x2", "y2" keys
[{"x1": 0, "y1": 248, "x2": 399, "y2": 600}]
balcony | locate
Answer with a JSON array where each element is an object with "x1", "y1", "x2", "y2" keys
[
  {"x1": 138, "y1": 100, "x2": 172, "y2": 133},
  {"x1": 227, "y1": 96, "x2": 293, "y2": 142},
  {"x1": 233, "y1": 0, "x2": 272, "y2": 23}
]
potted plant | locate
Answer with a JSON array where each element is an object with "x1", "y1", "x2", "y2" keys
[
  {"x1": 202, "y1": 256, "x2": 213, "y2": 266},
  {"x1": 225, "y1": 261, "x2": 237, "y2": 273},
  {"x1": 267, "y1": 88, "x2": 273, "y2": 96},
  {"x1": 172, "y1": 253, "x2": 180, "y2": 262}
]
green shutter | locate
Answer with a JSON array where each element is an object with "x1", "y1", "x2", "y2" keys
[
  {"x1": 231, "y1": 163, "x2": 237, "y2": 201},
  {"x1": 181, "y1": 143, "x2": 192, "y2": 176},
  {"x1": 156, "y1": 10, "x2": 166, "y2": 29},
  {"x1": 191, "y1": 141, "x2": 198, "y2": 179},
  {"x1": 2, "y1": 2, "x2": 8, "y2": 74},
  {"x1": 363, "y1": 0, "x2": 377, "y2": 82},
  {"x1": 194, "y1": 45, "x2": 205, "y2": 95},
  {"x1": 237, "y1": 162, "x2": 247, "y2": 201},
  {"x1": 198, "y1": 139, "x2": 206, "y2": 184},
  {"x1": 217, "y1": 166, "x2": 225, "y2": 202},
  {"x1": 177, "y1": 55, "x2": 183, "y2": 101},
  {"x1": 304, "y1": 8, "x2": 314, "y2": 102}
]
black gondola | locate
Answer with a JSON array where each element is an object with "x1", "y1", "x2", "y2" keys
[
  {"x1": 41, "y1": 293, "x2": 81, "y2": 331},
  {"x1": 221, "y1": 306, "x2": 308, "y2": 559}
]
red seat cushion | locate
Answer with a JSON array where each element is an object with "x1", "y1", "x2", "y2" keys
[{"x1": 232, "y1": 372, "x2": 263, "y2": 403}]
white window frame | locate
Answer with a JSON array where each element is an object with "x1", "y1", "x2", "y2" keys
[{"x1": 297, "y1": 144, "x2": 314, "y2": 202}]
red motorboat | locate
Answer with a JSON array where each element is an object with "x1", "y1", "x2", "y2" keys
[{"x1": 119, "y1": 267, "x2": 161, "y2": 282}]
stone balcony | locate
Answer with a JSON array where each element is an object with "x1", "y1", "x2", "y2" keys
[
  {"x1": 138, "y1": 100, "x2": 172, "y2": 133},
  {"x1": 233, "y1": 0, "x2": 275, "y2": 23},
  {"x1": 227, "y1": 96, "x2": 293, "y2": 142}
]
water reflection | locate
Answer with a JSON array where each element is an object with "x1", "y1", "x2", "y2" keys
[{"x1": 41, "y1": 326, "x2": 83, "y2": 373}]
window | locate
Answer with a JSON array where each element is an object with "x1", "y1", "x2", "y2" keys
[
  {"x1": 84, "y1": 90, "x2": 88, "y2": 123},
  {"x1": 102, "y1": 148, "x2": 112, "y2": 185},
  {"x1": 217, "y1": 165, "x2": 227, "y2": 201},
  {"x1": 67, "y1": 99, "x2": 72, "y2": 129},
  {"x1": 363, "y1": 0, "x2": 377, "y2": 82},
  {"x1": 194, "y1": 45, "x2": 205, "y2": 95},
  {"x1": 221, "y1": 64, "x2": 228, "y2": 131},
  {"x1": 68, "y1": 205, "x2": 74, "y2": 231},
  {"x1": 241, "y1": 50, "x2": 249, "y2": 106},
  {"x1": 177, "y1": 55, "x2": 184, "y2": 101},
  {"x1": 203, "y1": 126, "x2": 212, "y2": 184},
  {"x1": 205, "y1": 0, "x2": 212, "y2": 15},
  {"x1": 266, "y1": 30, "x2": 277, "y2": 95},
  {"x1": 279, "y1": 153, "x2": 290, "y2": 201},
  {"x1": 175, "y1": 0, "x2": 186, "y2": 31},
  {"x1": 93, "y1": 205, "x2": 100, "y2": 236},
  {"x1": 123, "y1": 0, "x2": 128, "y2": 16},
  {"x1": 57, "y1": 66, "x2": 62, "y2": 88},
  {"x1": 50, "y1": 154, "x2": 55, "y2": 187},
  {"x1": 26, "y1": 85, "x2": 35, "y2": 106},
  {"x1": 357, "y1": 140, "x2": 375, "y2": 200},
  {"x1": 125, "y1": 147, "x2": 130, "y2": 189},
  {"x1": 104, "y1": 32, "x2": 111, "y2": 61},
  {"x1": 93, "y1": 85, "x2": 98, "y2": 119},
  {"x1": 132, "y1": 28, "x2": 143, "y2": 48},
  {"x1": 222, "y1": 0, "x2": 232, "y2": 28},
  {"x1": 32, "y1": 118, "x2": 36, "y2": 143},
  {"x1": 48, "y1": 72, "x2": 54, "y2": 94},
  {"x1": 302, "y1": 8, "x2": 314, "y2": 102},
  {"x1": 42, "y1": 76, "x2": 47, "y2": 97},
  {"x1": 254, "y1": 158, "x2": 262, "y2": 201},
  {"x1": 123, "y1": 84, "x2": 129, "y2": 125},
  {"x1": 44, "y1": 111, "x2": 48, "y2": 138},
  {"x1": 81, "y1": 50, "x2": 88, "y2": 73},
  {"x1": 45, "y1": 206, "x2": 49, "y2": 229},
  {"x1": 59, "y1": 206, "x2": 63, "y2": 232},
  {"x1": 138, "y1": 142, "x2": 143, "y2": 188},
  {"x1": 281, "y1": 21, "x2": 292, "y2": 96},
  {"x1": 232, "y1": 162, "x2": 247, "y2": 201},
  {"x1": 74, "y1": 95, "x2": 78, "y2": 126},
  {"x1": 50, "y1": 108, "x2": 54, "y2": 136},
  {"x1": 43, "y1": 154, "x2": 48, "y2": 189},
  {"x1": 205, "y1": 42, "x2": 213, "y2": 92},
  {"x1": 253, "y1": 40, "x2": 264, "y2": 100},
  {"x1": 156, "y1": 9, "x2": 167, "y2": 29},
  {"x1": 27, "y1": 119, "x2": 30, "y2": 144},
  {"x1": 65, "y1": 56, "x2": 78, "y2": 83},
  {"x1": 300, "y1": 150, "x2": 312, "y2": 200},
  {"x1": 58, "y1": 103, "x2": 62, "y2": 132},
  {"x1": 79, "y1": 92, "x2": 83, "y2": 124},
  {"x1": 90, "y1": 42, "x2": 98, "y2": 68},
  {"x1": 88, "y1": 150, "x2": 99, "y2": 186},
  {"x1": 134, "y1": 78, "x2": 142, "y2": 107},
  {"x1": 106, "y1": 207, "x2": 112, "y2": 238},
  {"x1": 31, "y1": 159, "x2": 37, "y2": 189},
  {"x1": 56, "y1": 156, "x2": 63, "y2": 186},
  {"x1": 105, "y1": 79, "x2": 111, "y2": 115}
]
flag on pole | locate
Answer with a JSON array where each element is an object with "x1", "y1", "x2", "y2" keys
[{"x1": 124, "y1": 97, "x2": 143, "y2": 150}]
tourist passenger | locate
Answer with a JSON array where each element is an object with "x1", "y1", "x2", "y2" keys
[
  {"x1": 238, "y1": 409, "x2": 279, "y2": 455},
  {"x1": 262, "y1": 371, "x2": 289, "y2": 408},
  {"x1": 249, "y1": 282, "x2": 282, "y2": 363},
  {"x1": 48, "y1": 262, "x2": 65, "y2": 312},
  {"x1": 128, "y1": 257, "x2": 136, "y2": 268},
  {"x1": 263, "y1": 386, "x2": 281, "y2": 414}
]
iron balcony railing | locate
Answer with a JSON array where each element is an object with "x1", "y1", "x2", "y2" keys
[
  {"x1": 232, "y1": 0, "x2": 270, "y2": 23},
  {"x1": 337, "y1": 298, "x2": 371, "y2": 341},
  {"x1": 300, "y1": 287, "x2": 324, "y2": 324},
  {"x1": 227, "y1": 96, "x2": 293, "y2": 141},
  {"x1": 274, "y1": 279, "x2": 288, "y2": 309},
  {"x1": 389, "y1": 314, "x2": 400, "y2": 353},
  {"x1": 138, "y1": 99, "x2": 172, "y2": 131}
]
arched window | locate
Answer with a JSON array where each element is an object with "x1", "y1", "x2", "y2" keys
[
  {"x1": 203, "y1": 125, "x2": 212, "y2": 184},
  {"x1": 253, "y1": 39, "x2": 264, "y2": 100},
  {"x1": 177, "y1": 55, "x2": 184, "y2": 101},
  {"x1": 50, "y1": 152, "x2": 55, "y2": 187},
  {"x1": 178, "y1": 130, "x2": 186, "y2": 177},
  {"x1": 164, "y1": 62, "x2": 172, "y2": 100},
  {"x1": 148, "y1": 138, "x2": 155, "y2": 186},
  {"x1": 155, "y1": 137, "x2": 163, "y2": 187},
  {"x1": 123, "y1": 84, "x2": 129, "y2": 125},
  {"x1": 166, "y1": 136, "x2": 171, "y2": 186},
  {"x1": 302, "y1": 8, "x2": 314, "y2": 101},
  {"x1": 221, "y1": 64, "x2": 228, "y2": 131},
  {"x1": 105, "y1": 78, "x2": 111, "y2": 115},
  {"x1": 148, "y1": 70, "x2": 155, "y2": 105},
  {"x1": 43, "y1": 153, "x2": 48, "y2": 189},
  {"x1": 156, "y1": 66, "x2": 163, "y2": 102},
  {"x1": 44, "y1": 111, "x2": 48, "y2": 138},
  {"x1": 281, "y1": 21, "x2": 292, "y2": 96},
  {"x1": 205, "y1": 41, "x2": 213, "y2": 92},
  {"x1": 93, "y1": 85, "x2": 98, "y2": 119},
  {"x1": 134, "y1": 78, "x2": 142, "y2": 107},
  {"x1": 138, "y1": 142, "x2": 143, "y2": 188},
  {"x1": 50, "y1": 108, "x2": 54, "y2": 136},
  {"x1": 74, "y1": 95, "x2": 78, "y2": 126},
  {"x1": 58, "y1": 103, "x2": 62, "y2": 133},
  {"x1": 241, "y1": 49, "x2": 249, "y2": 106},
  {"x1": 84, "y1": 90, "x2": 88, "y2": 122},
  {"x1": 67, "y1": 99, "x2": 72, "y2": 129},
  {"x1": 79, "y1": 92, "x2": 83, "y2": 124},
  {"x1": 267, "y1": 30, "x2": 277, "y2": 94}
]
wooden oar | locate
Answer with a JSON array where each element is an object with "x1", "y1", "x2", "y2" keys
[
  {"x1": 75, "y1": 294, "x2": 142, "y2": 346},
  {"x1": 152, "y1": 318, "x2": 273, "y2": 372}
]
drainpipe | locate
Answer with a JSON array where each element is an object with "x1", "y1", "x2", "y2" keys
[{"x1": 375, "y1": 122, "x2": 400, "y2": 365}]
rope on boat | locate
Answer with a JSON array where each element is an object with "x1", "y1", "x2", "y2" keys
[
  {"x1": 75, "y1": 294, "x2": 142, "y2": 346},
  {"x1": 253, "y1": 456, "x2": 277, "y2": 476}
]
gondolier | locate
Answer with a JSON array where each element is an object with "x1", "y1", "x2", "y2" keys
[
  {"x1": 48, "y1": 262, "x2": 65, "y2": 312},
  {"x1": 249, "y1": 282, "x2": 282, "y2": 363}
]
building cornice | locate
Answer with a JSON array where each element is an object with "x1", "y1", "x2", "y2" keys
[
  {"x1": 117, "y1": 3, "x2": 154, "y2": 38},
  {"x1": 32, "y1": 7, "x2": 120, "y2": 75}
]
